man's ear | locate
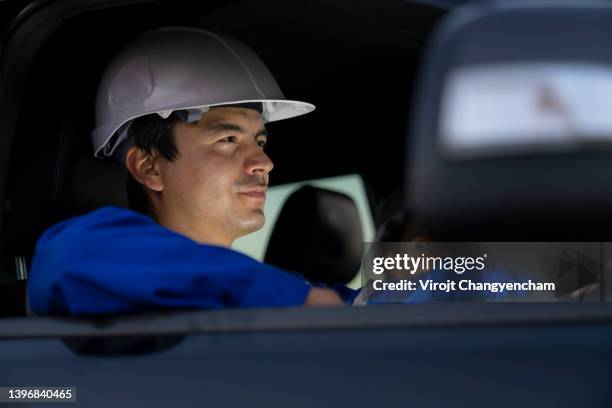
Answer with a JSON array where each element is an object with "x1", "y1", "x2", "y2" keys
[{"x1": 125, "y1": 146, "x2": 164, "y2": 192}]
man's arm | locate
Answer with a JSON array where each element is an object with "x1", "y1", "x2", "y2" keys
[{"x1": 28, "y1": 207, "x2": 345, "y2": 316}]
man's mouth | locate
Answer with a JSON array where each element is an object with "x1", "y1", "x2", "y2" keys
[
  {"x1": 240, "y1": 191, "x2": 266, "y2": 199},
  {"x1": 238, "y1": 187, "x2": 267, "y2": 200}
]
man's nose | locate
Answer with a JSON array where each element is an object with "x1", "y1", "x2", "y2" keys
[{"x1": 244, "y1": 145, "x2": 274, "y2": 176}]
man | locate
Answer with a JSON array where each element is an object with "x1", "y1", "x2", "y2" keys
[{"x1": 27, "y1": 27, "x2": 354, "y2": 316}]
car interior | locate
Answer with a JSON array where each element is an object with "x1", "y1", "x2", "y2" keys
[
  {"x1": 0, "y1": 0, "x2": 444, "y2": 314},
  {"x1": 1, "y1": 0, "x2": 612, "y2": 406}
]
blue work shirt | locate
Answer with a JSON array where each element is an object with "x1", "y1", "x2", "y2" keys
[{"x1": 28, "y1": 206, "x2": 357, "y2": 316}]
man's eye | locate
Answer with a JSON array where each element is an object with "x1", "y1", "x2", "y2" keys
[
  {"x1": 257, "y1": 140, "x2": 267, "y2": 149},
  {"x1": 219, "y1": 136, "x2": 237, "y2": 143}
]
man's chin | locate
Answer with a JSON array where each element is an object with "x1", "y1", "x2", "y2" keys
[{"x1": 235, "y1": 211, "x2": 265, "y2": 236}]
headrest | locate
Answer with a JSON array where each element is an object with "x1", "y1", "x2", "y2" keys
[
  {"x1": 1, "y1": 121, "x2": 127, "y2": 260},
  {"x1": 65, "y1": 156, "x2": 129, "y2": 215},
  {"x1": 407, "y1": 0, "x2": 612, "y2": 240},
  {"x1": 264, "y1": 185, "x2": 362, "y2": 285}
]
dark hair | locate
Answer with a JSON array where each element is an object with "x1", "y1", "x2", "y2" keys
[{"x1": 126, "y1": 112, "x2": 183, "y2": 214}]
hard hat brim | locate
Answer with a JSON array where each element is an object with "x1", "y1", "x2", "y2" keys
[{"x1": 92, "y1": 99, "x2": 315, "y2": 158}]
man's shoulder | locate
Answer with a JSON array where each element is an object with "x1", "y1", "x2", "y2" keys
[
  {"x1": 35, "y1": 206, "x2": 236, "y2": 256},
  {"x1": 38, "y1": 206, "x2": 156, "y2": 243},
  {"x1": 70, "y1": 205, "x2": 152, "y2": 226}
]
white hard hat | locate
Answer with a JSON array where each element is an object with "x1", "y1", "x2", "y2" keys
[{"x1": 92, "y1": 27, "x2": 315, "y2": 158}]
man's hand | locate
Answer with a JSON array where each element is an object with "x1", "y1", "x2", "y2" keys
[{"x1": 304, "y1": 287, "x2": 344, "y2": 306}]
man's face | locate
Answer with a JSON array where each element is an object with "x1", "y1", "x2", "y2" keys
[{"x1": 156, "y1": 106, "x2": 273, "y2": 245}]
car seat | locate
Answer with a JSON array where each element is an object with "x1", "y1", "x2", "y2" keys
[
  {"x1": 407, "y1": 0, "x2": 612, "y2": 242},
  {"x1": 264, "y1": 185, "x2": 363, "y2": 285},
  {"x1": 405, "y1": 0, "x2": 612, "y2": 299}
]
